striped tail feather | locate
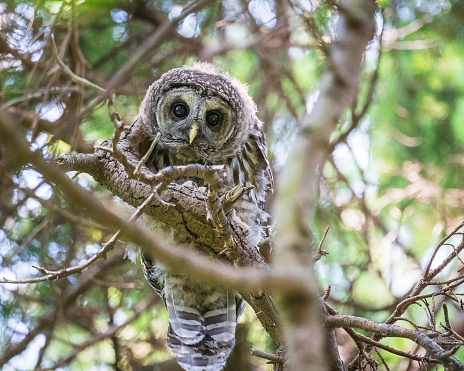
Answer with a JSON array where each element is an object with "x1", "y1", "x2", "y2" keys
[
  {"x1": 164, "y1": 277, "x2": 244, "y2": 371},
  {"x1": 165, "y1": 288, "x2": 206, "y2": 345}
]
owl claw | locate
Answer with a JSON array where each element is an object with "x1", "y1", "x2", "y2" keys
[
  {"x1": 228, "y1": 209, "x2": 251, "y2": 236},
  {"x1": 206, "y1": 212, "x2": 214, "y2": 225},
  {"x1": 198, "y1": 186, "x2": 208, "y2": 196},
  {"x1": 225, "y1": 185, "x2": 245, "y2": 203},
  {"x1": 242, "y1": 226, "x2": 251, "y2": 236},
  {"x1": 183, "y1": 180, "x2": 198, "y2": 190}
]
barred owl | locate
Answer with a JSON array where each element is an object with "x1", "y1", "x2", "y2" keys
[{"x1": 137, "y1": 63, "x2": 272, "y2": 371}]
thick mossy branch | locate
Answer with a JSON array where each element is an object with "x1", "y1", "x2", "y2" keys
[
  {"x1": 58, "y1": 151, "x2": 264, "y2": 265},
  {"x1": 57, "y1": 138, "x2": 283, "y2": 347}
]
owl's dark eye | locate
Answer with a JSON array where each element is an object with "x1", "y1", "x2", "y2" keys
[
  {"x1": 172, "y1": 103, "x2": 189, "y2": 118},
  {"x1": 205, "y1": 111, "x2": 222, "y2": 127}
]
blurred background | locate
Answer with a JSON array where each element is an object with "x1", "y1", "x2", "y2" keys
[{"x1": 1, "y1": 0, "x2": 464, "y2": 369}]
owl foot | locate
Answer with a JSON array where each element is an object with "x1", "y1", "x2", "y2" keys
[
  {"x1": 182, "y1": 180, "x2": 198, "y2": 190},
  {"x1": 198, "y1": 186, "x2": 208, "y2": 196},
  {"x1": 225, "y1": 184, "x2": 245, "y2": 203},
  {"x1": 222, "y1": 184, "x2": 255, "y2": 213},
  {"x1": 228, "y1": 209, "x2": 250, "y2": 236}
]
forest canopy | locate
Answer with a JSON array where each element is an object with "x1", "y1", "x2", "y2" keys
[{"x1": 1, "y1": 0, "x2": 464, "y2": 370}]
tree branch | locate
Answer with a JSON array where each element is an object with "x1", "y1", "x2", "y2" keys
[
  {"x1": 272, "y1": 0, "x2": 376, "y2": 369},
  {"x1": 0, "y1": 108, "x2": 287, "y2": 347},
  {"x1": 326, "y1": 314, "x2": 464, "y2": 370}
]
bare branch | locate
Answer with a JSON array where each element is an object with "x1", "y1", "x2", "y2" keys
[
  {"x1": 0, "y1": 193, "x2": 155, "y2": 284},
  {"x1": 250, "y1": 348, "x2": 284, "y2": 364},
  {"x1": 272, "y1": 0, "x2": 376, "y2": 368},
  {"x1": 0, "y1": 110, "x2": 288, "y2": 347},
  {"x1": 314, "y1": 226, "x2": 330, "y2": 262},
  {"x1": 326, "y1": 314, "x2": 464, "y2": 369},
  {"x1": 50, "y1": 35, "x2": 106, "y2": 92},
  {"x1": 134, "y1": 132, "x2": 161, "y2": 177}
]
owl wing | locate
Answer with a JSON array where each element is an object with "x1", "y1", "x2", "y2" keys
[
  {"x1": 141, "y1": 253, "x2": 164, "y2": 298},
  {"x1": 252, "y1": 130, "x2": 274, "y2": 194},
  {"x1": 235, "y1": 130, "x2": 272, "y2": 216}
]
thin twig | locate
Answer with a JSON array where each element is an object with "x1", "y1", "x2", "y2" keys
[
  {"x1": 442, "y1": 302, "x2": 464, "y2": 344},
  {"x1": 314, "y1": 226, "x2": 330, "y2": 262},
  {"x1": 134, "y1": 132, "x2": 161, "y2": 177},
  {"x1": 322, "y1": 284, "x2": 331, "y2": 302},
  {"x1": 374, "y1": 348, "x2": 391, "y2": 371},
  {"x1": 0, "y1": 193, "x2": 155, "y2": 284},
  {"x1": 424, "y1": 221, "x2": 464, "y2": 278},
  {"x1": 325, "y1": 302, "x2": 438, "y2": 364},
  {"x1": 250, "y1": 348, "x2": 284, "y2": 364},
  {"x1": 50, "y1": 35, "x2": 106, "y2": 92}
]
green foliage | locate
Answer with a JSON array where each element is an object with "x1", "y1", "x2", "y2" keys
[{"x1": 1, "y1": 0, "x2": 464, "y2": 369}]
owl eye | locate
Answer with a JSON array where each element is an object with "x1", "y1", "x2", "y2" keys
[
  {"x1": 205, "y1": 111, "x2": 222, "y2": 127},
  {"x1": 172, "y1": 103, "x2": 189, "y2": 118}
]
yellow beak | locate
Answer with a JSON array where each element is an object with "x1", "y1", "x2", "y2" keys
[{"x1": 189, "y1": 122, "x2": 198, "y2": 144}]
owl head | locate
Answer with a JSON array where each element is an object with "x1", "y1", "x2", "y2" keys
[{"x1": 138, "y1": 63, "x2": 262, "y2": 163}]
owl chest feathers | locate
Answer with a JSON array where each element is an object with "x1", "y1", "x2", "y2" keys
[
  {"x1": 149, "y1": 133, "x2": 269, "y2": 216},
  {"x1": 141, "y1": 134, "x2": 267, "y2": 371}
]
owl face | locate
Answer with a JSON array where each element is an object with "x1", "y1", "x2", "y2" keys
[
  {"x1": 155, "y1": 86, "x2": 237, "y2": 163},
  {"x1": 140, "y1": 64, "x2": 261, "y2": 165}
]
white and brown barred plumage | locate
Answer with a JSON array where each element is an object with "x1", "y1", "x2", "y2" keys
[{"x1": 137, "y1": 63, "x2": 272, "y2": 371}]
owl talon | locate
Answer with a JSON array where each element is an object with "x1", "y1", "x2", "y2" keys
[
  {"x1": 228, "y1": 209, "x2": 251, "y2": 236},
  {"x1": 225, "y1": 184, "x2": 245, "y2": 203},
  {"x1": 241, "y1": 226, "x2": 251, "y2": 236},
  {"x1": 198, "y1": 186, "x2": 208, "y2": 196},
  {"x1": 183, "y1": 180, "x2": 198, "y2": 190},
  {"x1": 206, "y1": 210, "x2": 214, "y2": 224}
]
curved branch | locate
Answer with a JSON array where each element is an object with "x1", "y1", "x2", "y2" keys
[{"x1": 326, "y1": 314, "x2": 464, "y2": 370}]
